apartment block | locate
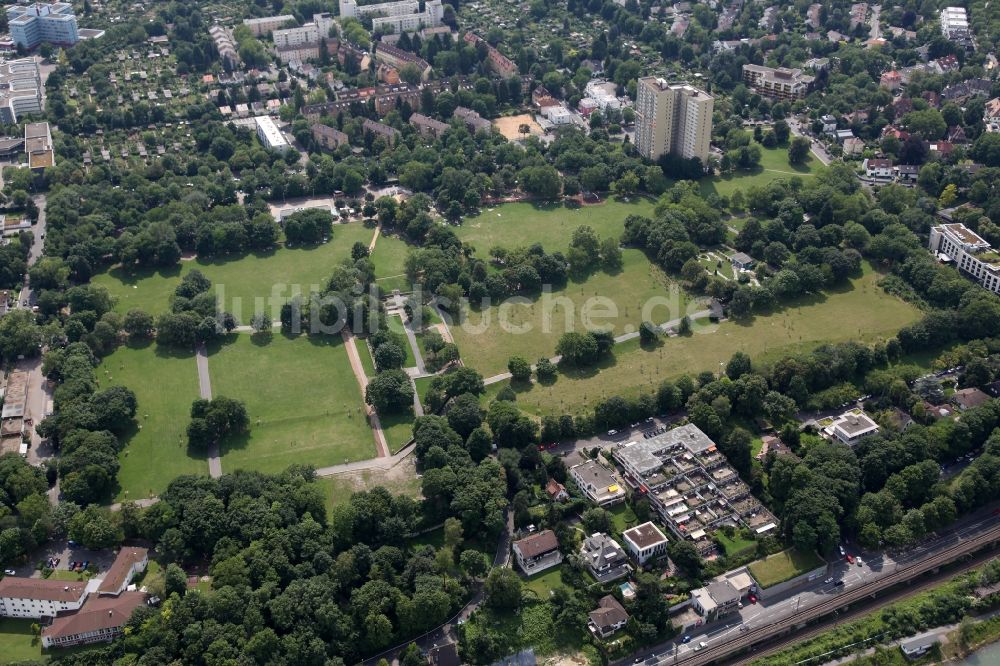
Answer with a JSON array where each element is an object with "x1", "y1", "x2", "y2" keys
[
  {"x1": 7, "y1": 3, "x2": 79, "y2": 49},
  {"x1": 742, "y1": 64, "x2": 815, "y2": 100},
  {"x1": 254, "y1": 116, "x2": 291, "y2": 152},
  {"x1": 635, "y1": 77, "x2": 713, "y2": 164},
  {"x1": 940, "y1": 6, "x2": 969, "y2": 39},
  {"x1": 614, "y1": 424, "x2": 777, "y2": 555},
  {"x1": 339, "y1": 0, "x2": 420, "y2": 19},
  {"x1": 930, "y1": 223, "x2": 1000, "y2": 294},
  {"x1": 0, "y1": 58, "x2": 43, "y2": 124},
  {"x1": 242, "y1": 15, "x2": 295, "y2": 37}
]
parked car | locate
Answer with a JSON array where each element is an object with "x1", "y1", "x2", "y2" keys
[
  {"x1": 846, "y1": 554, "x2": 855, "y2": 564},
  {"x1": 4, "y1": 569, "x2": 15, "y2": 576},
  {"x1": 681, "y1": 635, "x2": 692, "y2": 644},
  {"x1": 823, "y1": 577, "x2": 834, "y2": 584},
  {"x1": 838, "y1": 545, "x2": 846, "y2": 556},
  {"x1": 748, "y1": 594, "x2": 757, "y2": 604},
  {"x1": 856, "y1": 558, "x2": 863, "y2": 568},
  {"x1": 834, "y1": 580, "x2": 845, "y2": 587}
]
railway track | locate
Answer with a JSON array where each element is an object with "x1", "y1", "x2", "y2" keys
[{"x1": 676, "y1": 521, "x2": 1000, "y2": 666}]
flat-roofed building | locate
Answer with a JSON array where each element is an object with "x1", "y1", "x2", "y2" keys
[
  {"x1": 621, "y1": 522, "x2": 668, "y2": 565},
  {"x1": 254, "y1": 116, "x2": 291, "y2": 152},
  {"x1": 242, "y1": 15, "x2": 296, "y2": 37},
  {"x1": 635, "y1": 77, "x2": 713, "y2": 164},
  {"x1": 742, "y1": 64, "x2": 815, "y2": 101},
  {"x1": 25, "y1": 121, "x2": 54, "y2": 170},
  {"x1": 929, "y1": 223, "x2": 1000, "y2": 295},
  {"x1": 339, "y1": 0, "x2": 420, "y2": 20},
  {"x1": 7, "y1": 3, "x2": 79, "y2": 49},
  {"x1": 0, "y1": 577, "x2": 87, "y2": 618},
  {"x1": 940, "y1": 7, "x2": 969, "y2": 39},
  {"x1": 824, "y1": 409, "x2": 880, "y2": 446},
  {"x1": 0, "y1": 58, "x2": 43, "y2": 124},
  {"x1": 570, "y1": 460, "x2": 625, "y2": 506}
]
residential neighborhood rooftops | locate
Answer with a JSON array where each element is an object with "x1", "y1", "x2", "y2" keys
[
  {"x1": 952, "y1": 387, "x2": 991, "y2": 410},
  {"x1": 513, "y1": 530, "x2": 559, "y2": 559},
  {"x1": 622, "y1": 521, "x2": 668, "y2": 549}
]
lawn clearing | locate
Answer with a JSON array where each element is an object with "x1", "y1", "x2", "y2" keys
[
  {"x1": 454, "y1": 196, "x2": 656, "y2": 257},
  {"x1": 451, "y1": 249, "x2": 689, "y2": 377},
  {"x1": 371, "y1": 232, "x2": 412, "y2": 293},
  {"x1": 524, "y1": 565, "x2": 568, "y2": 599},
  {"x1": 208, "y1": 333, "x2": 375, "y2": 474},
  {"x1": 380, "y1": 409, "x2": 415, "y2": 453},
  {"x1": 414, "y1": 375, "x2": 435, "y2": 406},
  {"x1": 716, "y1": 531, "x2": 757, "y2": 558},
  {"x1": 701, "y1": 146, "x2": 819, "y2": 199},
  {"x1": 0, "y1": 618, "x2": 46, "y2": 662},
  {"x1": 97, "y1": 342, "x2": 206, "y2": 501},
  {"x1": 748, "y1": 548, "x2": 826, "y2": 588},
  {"x1": 93, "y1": 222, "x2": 375, "y2": 317},
  {"x1": 387, "y1": 315, "x2": 416, "y2": 367},
  {"x1": 490, "y1": 262, "x2": 921, "y2": 416},
  {"x1": 354, "y1": 337, "x2": 376, "y2": 377},
  {"x1": 608, "y1": 502, "x2": 639, "y2": 537},
  {"x1": 316, "y1": 457, "x2": 423, "y2": 510}
]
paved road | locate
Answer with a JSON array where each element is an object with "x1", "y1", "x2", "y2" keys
[
  {"x1": 616, "y1": 503, "x2": 1000, "y2": 665},
  {"x1": 392, "y1": 292, "x2": 426, "y2": 375},
  {"x1": 482, "y1": 309, "x2": 713, "y2": 385},
  {"x1": 869, "y1": 4, "x2": 881, "y2": 41},
  {"x1": 195, "y1": 344, "x2": 222, "y2": 478},
  {"x1": 788, "y1": 119, "x2": 832, "y2": 166}
]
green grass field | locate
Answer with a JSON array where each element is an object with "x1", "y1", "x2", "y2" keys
[
  {"x1": 317, "y1": 470, "x2": 423, "y2": 510},
  {"x1": 93, "y1": 223, "x2": 375, "y2": 317},
  {"x1": 748, "y1": 548, "x2": 826, "y2": 588},
  {"x1": 451, "y1": 249, "x2": 688, "y2": 377},
  {"x1": 386, "y1": 316, "x2": 416, "y2": 367},
  {"x1": 371, "y1": 232, "x2": 412, "y2": 293},
  {"x1": 414, "y1": 375, "x2": 435, "y2": 407},
  {"x1": 454, "y1": 196, "x2": 656, "y2": 256},
  {"x1": 354, "y1": 337, "x2": 376, "y2": 377},
  {"x1": 524, "y1": 565, "x2": 568, "y2": 598},
  {"x1": 716, "y1": 531, "x2": 757, "y2": 558},
  {"x1": 702, "y1": 146, "x2": 819, "y2": 198},
  {"x1": 486, "y1": 262, "x2": 921, "y2": 416},
  {"x1": 97, "y1": 343, "x2": 207, "y2": 501},
  {"x1": 0, "y1": 619, "x2": 46, "y2": 662},
  {"x1": 380, "y1": 409, "x2": 415, "y2": 453},
  {"x1": 207, "y1": 333, "x2": 375, "y2": 474}
]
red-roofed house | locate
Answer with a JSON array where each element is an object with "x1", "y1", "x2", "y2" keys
[{"x1": 880, "y1": 70, "x2": 902, "y2": 90}]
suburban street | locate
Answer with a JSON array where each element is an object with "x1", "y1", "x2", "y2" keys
[{"x1": 617, "y1": 504, "x2": 1000, "y2": 665}]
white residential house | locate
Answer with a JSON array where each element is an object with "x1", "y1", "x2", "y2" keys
[
  {"x1": 824, "y1": 410, "x2": 880, "y2": 446},
  {"x1": 621, "y1": 522, "x2": 669, "y2": 565},
  {"x1": 863, "y1": 158, "x2": 894, "y2": 179}
]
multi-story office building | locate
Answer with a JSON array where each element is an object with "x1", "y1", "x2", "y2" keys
[
  {"x1": 929, "y1": 223, "x2": 1000, "y2": 294},
  {"x1": 0, "y1": 58, "x2": 43, "y2": 124},
  {"x1": 7, "y1": 3, "x2": 79, "y2": 49},
  {"x1": 742, "y1": 64, "x2": 815, "y2": 100},
  {"x1": 635, "y1": 77, "x2": 713, "y2": 164}
]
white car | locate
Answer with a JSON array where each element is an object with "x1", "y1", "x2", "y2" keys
[{"x1": 3, "y1": 569, "x2": 14, "y2": 576}]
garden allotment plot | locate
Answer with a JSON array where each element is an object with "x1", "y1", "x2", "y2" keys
[{"x1": 207, "y1": 333, "x2": 375, "y2": 474}]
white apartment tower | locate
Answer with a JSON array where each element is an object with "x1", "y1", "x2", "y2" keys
[{"x1": 635, "y1": 77, "x2": 713, "y2": 165}]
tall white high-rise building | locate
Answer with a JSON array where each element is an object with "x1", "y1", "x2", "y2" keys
[{"x1": 635, "y1": 77, "x2": 713, "y2": 165}]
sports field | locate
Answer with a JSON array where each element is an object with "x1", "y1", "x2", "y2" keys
[
  {"x1": 92, "y1": 222, "x2": 375, "y2": 317},
  {"x1": 486, "y1": 263, "x2": 921, "y2": 416},
  {"x1": 96, "y1": 342, "x2": 206, "y2": 501},
  {"x1": 450, "y1": 249, "x2": 689, "y2": 377},
  {"x1": 207, "y1": 333, "x2": 375, "y2": 474},
  {"x1": 454, "y1": 196, "x2": 656, "y2": 257}
]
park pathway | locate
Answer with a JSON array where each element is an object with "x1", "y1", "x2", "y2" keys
[
  {"x1": 367, "y1": 223, "x2": 382, "y2": 252},
  {"x1": 196, "y1": 344, "x2": 222, "y2": 478},
  {"x1": 481, "y1": 309, "x2": 714, "y2": 385},
  {"x1": 342, "y1": 328, "x2": 390, "y2": 458}
]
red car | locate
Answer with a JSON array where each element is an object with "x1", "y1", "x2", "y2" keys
[
  {"x1": 846, "y1": 554, "x2": 855, "y2": 564},
  {"x1": 748, "y1": 594, "x2": 757, "y2": 604}
]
